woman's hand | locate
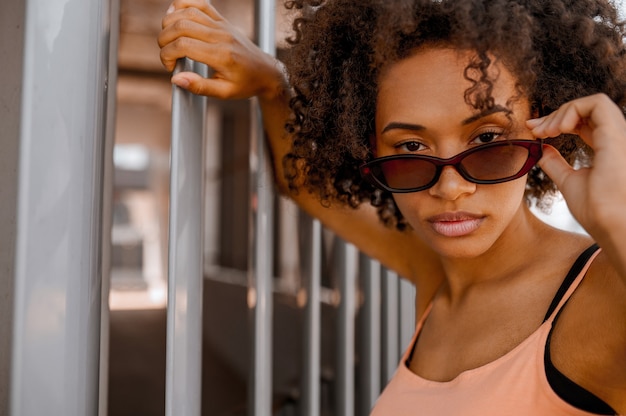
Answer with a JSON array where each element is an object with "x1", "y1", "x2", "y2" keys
[
  {"x1": 527, "y1": 93, "x2": 626, "y2": 275},
  {"x1": 158, "y1": 0, "x2": 287, "y2": 101}
]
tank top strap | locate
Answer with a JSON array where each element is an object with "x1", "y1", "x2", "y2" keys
[
  {"x1": 404, "y1": 300, "x2": 435, "y2": 366},
  {"x1": 416, "y1": 301, "x2": 434, "y2": 329},
  {"x1": 543, "y1": 243, "x2": 601, "y2": 323}
]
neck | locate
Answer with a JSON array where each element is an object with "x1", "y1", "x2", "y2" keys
[{"x1": 437, "y1": 205, "x2": 549, "y2": 305}]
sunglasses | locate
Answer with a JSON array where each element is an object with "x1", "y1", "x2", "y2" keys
[{"x1": 360, "y1": 140, "x2": 543, "y2": 193}]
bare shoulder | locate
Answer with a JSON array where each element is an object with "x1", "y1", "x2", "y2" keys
[
  {"x1": 582, "y1": 249, "x2": 626, "y2": 330},
  {"x1": 552, "y1": 248, "x2": 626, "y2": 412}
]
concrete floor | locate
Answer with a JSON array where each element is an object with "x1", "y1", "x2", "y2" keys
[
  {"x1": 107, "y1": 277, "x2": 314, "y2": 416},
  {"x1": 107, "y1": 286, "x2": 248, "y2": 416},
  {"x1": 108, "y1": 308, "x2": 249, "y2": 416}
]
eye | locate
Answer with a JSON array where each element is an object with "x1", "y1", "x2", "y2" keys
[
  {"x1": 471, "y1": 131, "x2": 503, "y2": 144},
  {"x1": 396, "y1": 140, "x2": 425, "y2": 152}
]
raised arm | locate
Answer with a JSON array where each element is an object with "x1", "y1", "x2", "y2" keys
[
  {"x1": 528, "y1": 94, "x2": 626, "y2": 278},
  {"x1": 527, "y1": 93, "x2": 626, "y2": 412},
  {"x1": 158, "y1": 0, "x2": 444, "y2": 302}
]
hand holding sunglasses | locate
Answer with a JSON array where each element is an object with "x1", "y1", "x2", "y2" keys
[{"x1": 528, "y1": 94, "x2": 626, "y2": 277}]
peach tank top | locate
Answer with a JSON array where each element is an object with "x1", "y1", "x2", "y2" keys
[{"x1": 370, "y1": 245, "x2": 616, "y2": 416}]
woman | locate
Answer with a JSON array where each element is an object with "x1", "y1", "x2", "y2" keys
[{"x1": 159, "y1": 0, "x2": 626, "y2": 413}]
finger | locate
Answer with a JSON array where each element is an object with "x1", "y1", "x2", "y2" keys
[
  {"x1": 160, "y1": 37, "x2": 201, "y2": 72},
  {"x1": 527, "y1": 102, "x2": 582, "y2": 138},
  {"x1": 159, "y1": 37, "x2": 211, "y2": 72},
  {"x1": 160, "y1": 37, "x2": 231, "y2": 73},
  {"x1": 162, "y1": 5, "x2": 218, "y2": 31},
  {"x1": 524, "y1": 117, "x2": 543, "y2": 129},
  {"x1": 168, "y1": 0, "x2": 224, "y2": 21},
  {"x1": 528, "y1": 94, "x2": 625, "y2": 146},
  {"x1": 536, "y1": 144, "x2": 575, "y2": 191},
  {"x1": 158, "y1": 18, "x2": 213, "y2": 49},
  {"x1": 171, "y1": 72, "x2": 234, "y2": 99},
  {"x1": 159, "y1": 39, "x2": 190, "y2": 72}
]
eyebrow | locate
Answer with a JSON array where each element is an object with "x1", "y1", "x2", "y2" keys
[
  {"x1": 461, "y1": 105, "x2": 512, "y2": 125},
  {"x1": 380, "y1": 105, "x2": 512, "y2": 134},
  {"x1": 381, "y1": 122, "x2": 426, "y2": 134}
]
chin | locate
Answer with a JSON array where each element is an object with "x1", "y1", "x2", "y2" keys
[
  {"x1": 417, "y1": 228, "x2": 497, "y2": 260},
  {"x1": 432, "y1": 240, "x2": 491, "y2": 259}
]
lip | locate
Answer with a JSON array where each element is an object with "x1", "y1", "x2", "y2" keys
[{"x1": 427, "y1": 212, "x2": 485, "y2": 237}]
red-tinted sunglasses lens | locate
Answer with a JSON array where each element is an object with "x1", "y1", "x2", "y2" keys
[{"x1": 360, "y1": 140, "x2": 542, "y2": 193}]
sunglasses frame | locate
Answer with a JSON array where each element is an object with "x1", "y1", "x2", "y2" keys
[{"x1": 360, "y1": 139, "x2": 543, "y2": 193}]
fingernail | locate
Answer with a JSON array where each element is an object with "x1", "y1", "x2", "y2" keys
[
  {"x1": 526, "y1": 118, "x2": 542, "y2": 127},
  {"x1": 172, "y1": 77, "x2": 190, "y2": 89},
  {"x1": 166, "y1": 4, "x2": 175, "y2": 14}
]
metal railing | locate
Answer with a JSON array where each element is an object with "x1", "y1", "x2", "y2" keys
[
  {"x1": 164, "y1": 1, "x2": 416, "y2": 416},
  {"x1": 166, "y1": 57, "x2": 208, "y2": 416},
  {"x1": 4, "y1": 0, "x2": 416, "y2": 415},
  {"x1": 247, "y1": 1, "x2": 278, "y2": 414}
]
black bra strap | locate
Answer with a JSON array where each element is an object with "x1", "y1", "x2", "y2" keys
[
  {"x1": 545, "y1": 326, "x2": 617, "y2": 415},
  {"x1": 542, "y1": 243, "x2": 616, "y2": 415},
  {"x1": 542, "y1": 243, "x2": 600, "y2": 322}
]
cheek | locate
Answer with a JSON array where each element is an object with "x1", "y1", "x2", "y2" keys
[
  {"x1": 391, "y1": 192, "x2": 428, "y2": 229},
  {"x1": 391, "y1": 178, "x2": 528, "y2": 228},
  {"x1": 391, "y1": 179, "x2": 529, "y2": 257},
  {"x1": 488, "y1": 179, "x2": 528, "y2": 215}
]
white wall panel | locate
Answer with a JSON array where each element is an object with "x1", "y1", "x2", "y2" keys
[{"x1": 10, "y1": 0, "x2": 113, "y2": 414}]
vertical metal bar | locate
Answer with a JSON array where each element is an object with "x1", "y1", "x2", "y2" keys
[
  {"x1": 248, "y1": 1, "x2": 276, "y2": 415},
  {"x1": 381, "y1": 268, "x2": 400, "y2": 384},
  {"x1": 335, "y1": 239, "x2": 358, "y2": 416},
  {"x1": 166, "y1": 58, "x2": 207, "y2": 416},
  {"x1": 99, "y1": 0, "x2": 120, "y2": 414},
  {"x1": 0, "y1": 0, "x2": 25, "y2": 412},
  {"x1": 398, "y1": 279, "x2": 416, "y2": 355},
  {"x1": 10, "y1": 0, "x2": 111, "y2": 414},
  {"x1": 358, "y1": 255, "x2": 381, "y2": 414},
  {"x1": 203, "y1": 104, "x2": 222, "y2": 270},
  {"x1": 247, "y1": 111, "x2": 275, "y2": 416},
  {"x1": 301, "y1": 217, "x2": 322, "y2": 416}
]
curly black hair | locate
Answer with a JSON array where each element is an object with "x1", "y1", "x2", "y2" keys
[{"x1": 281, "y1": 0, "x2": 626, "y2": 229}]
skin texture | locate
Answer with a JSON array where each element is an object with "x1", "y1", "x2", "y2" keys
[
  {"x1": 375, "y1": 50, "x2": 626, "y2": 412},
  {"x1": 279, "y1": 0, "x2": 626, "y2": 230},
  {"x1": 375, "y1": 49, "x2": 534, "y2": 263},
  {"x1": 159, "y1": 0, "x2": 626, "y2": 411}
]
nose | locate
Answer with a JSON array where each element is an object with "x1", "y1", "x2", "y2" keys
[{"x1": 428, "y1": 165, "x2": 476, "y2": 200}]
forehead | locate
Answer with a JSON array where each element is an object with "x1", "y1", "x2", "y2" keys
[{"x1": 376, "y1": 47, "x2": 523, "y2": 123}]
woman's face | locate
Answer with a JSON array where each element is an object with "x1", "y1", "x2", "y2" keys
[{"x1": 375, "y1": 47, "x2": 535, "y2": 259}]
